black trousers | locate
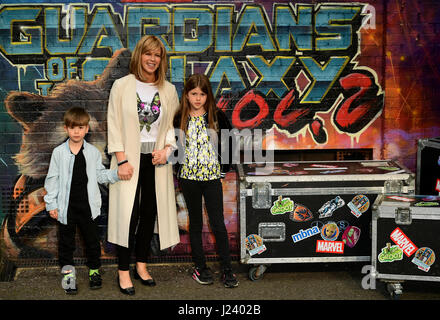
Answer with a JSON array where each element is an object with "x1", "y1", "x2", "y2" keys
[
  {"x1": 117, "y1": 153, "x2": 157, "y2": 271},
  {"x1": 179, "y1": 178, "x2": 232, "y2": 270},
  {"x1": 58, "y1": 202, "x2": 101, "y2": 270}
]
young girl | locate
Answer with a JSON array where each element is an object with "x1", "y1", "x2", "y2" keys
[{"x1": 174, "y1": 74, "x2": 238, "y2": 288}]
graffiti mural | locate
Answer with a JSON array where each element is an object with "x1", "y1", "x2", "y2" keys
[{"x1": 1, "y1": 0, "x2": 437, "y2": 265}]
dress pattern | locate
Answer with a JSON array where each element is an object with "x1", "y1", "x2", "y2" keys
[{"x1": 180, "y1": 115, "x2": 220, "y2": 181}]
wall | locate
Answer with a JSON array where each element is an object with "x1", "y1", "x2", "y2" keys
[{"x1": 0, "y1": 0, "x2": 438, "y2": 266}]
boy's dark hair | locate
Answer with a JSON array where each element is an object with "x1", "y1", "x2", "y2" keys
[{"x1": 64, "y1": 107, "x2": 90, "y2": 127}]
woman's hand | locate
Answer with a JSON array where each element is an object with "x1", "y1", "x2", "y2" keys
[
  {"x1": 118, "y1": 161, "x2": 134, "y2": 180},
  {"x1": 152, "y1": 147, "x2": 170, "y2": 165}
]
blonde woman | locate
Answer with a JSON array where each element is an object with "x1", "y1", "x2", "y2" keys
[{"x1": 107, "y1": 35, "x2": 180, "y2": 295}]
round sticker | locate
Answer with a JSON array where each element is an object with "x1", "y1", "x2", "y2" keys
[
  {"x1": 245, "y1": 234, "x2": 266, "y2": 256},
  {"x1": 321, "y1": 222, "x2": 339, "y2": 241},
  {"x1": 341, "y1": 226, "x2": 361, "y2": 248},
  {"x1": 348, "y1": 194, "x2": 370, "y2": 218},
  {"x1": 412, "y1": 247, "x2": 435, "y2": 272}
]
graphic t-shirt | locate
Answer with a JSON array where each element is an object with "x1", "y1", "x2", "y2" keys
[{"x1": 136, "y1": 80, "x2": 162, "y2": 153}]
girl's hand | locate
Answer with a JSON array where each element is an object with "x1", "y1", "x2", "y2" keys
[
  {"x1": 118, "y1": 161, "x2": 134, "y2": 180},
  {"x1": 49, "y1": 209, "x2": 58, "y2": 220},
  {"x1": 152, "y1": 147, "x2": 170, "y2": 165}
]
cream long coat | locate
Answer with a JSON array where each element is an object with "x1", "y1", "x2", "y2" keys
[{"x1": 107, "y1": 74, "x2": 180, "y2": 250}]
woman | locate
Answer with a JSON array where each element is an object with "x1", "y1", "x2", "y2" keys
[{"x1": 107, "y1": 35, "x2": 180, "y2": 295}]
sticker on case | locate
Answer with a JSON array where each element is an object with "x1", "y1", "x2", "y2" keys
[
  {"x1": 289, "y1": 204, "x2": 313, "y2": 222},
  {"x1": 378, "y1": 243, "x2": 403, "y2": 263},
  {"x1": 321, "y1": 222, "x2": 340, "y2": 241},
  {"x1": 390, "y1": 227, "x2": 418, "y2": 257},
  {"x1": 386, "y1": 195, "x2": 413, "y2": 202},
  {"x1": 245, "y1": 234, "x2": 266, "y2": 256},
  {"x1": 412, "y1": 247, "x2": 435, "y2": 272},
  {"x1": 378, "y1": 166, "x2": 400, "y2": 171},
  {"x1": 291, "y1": 226, "x2": 320, "y2": 243},
  {"x1": 282, "y1": 163, "x2": 298, "y2": 168},
  {"x1": 414, "y1": 201, "x2": 440, "y2": 207},
  {"x1": 348, "y1": 195, "x2": 370, "y2": 218},
  {"x1": 318, "y1": 196, "x2": 345, "y2": 218},
  {"x1": 316, "y1": 240, "x2": 345, "y2": 254},
  {"x1": 341, "y1": 226, "x2": 361, "y2": 248},
  {"x1": 270, "y1": 196, "x2": 294, "y2": 215}
]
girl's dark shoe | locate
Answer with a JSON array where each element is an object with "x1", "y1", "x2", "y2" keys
[
  {"x1": 222, "y1": 268, "x2": 239, "y2": 288},
  {"x1": 117, "y1": 276, "x2": 135, "y2": 295},
  {"x1": 192, "y1": 266, "x2": 214, "y2": 285},
  {"x1": 134, "y1": 267, "x2": 156, "y2": 286}
]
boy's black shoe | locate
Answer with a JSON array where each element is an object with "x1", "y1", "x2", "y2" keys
[
  {"x1": 89, "y1": 270, "x2": 102, "y2": 289},
  {"x1": 62, "y1": 272, "x2": 78, "y2": 295},
  {"x1": 192, "y1": 266, "x2": 214, "y2": 285},
  {"x1": 222, "y1": 268, "x2": 239, "y2": 288}
]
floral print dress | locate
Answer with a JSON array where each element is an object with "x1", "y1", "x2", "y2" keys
[{"x1": 179, "y1": 115, "x2": 221, "y2": 181}]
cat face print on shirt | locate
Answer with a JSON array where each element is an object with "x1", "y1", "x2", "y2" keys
[{"x1": 137, "y1": 92, "x2": 161, "y2": 132}]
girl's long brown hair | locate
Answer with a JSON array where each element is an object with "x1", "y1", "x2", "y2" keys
[
  {"x1": 129, "y1": 35, "x2": 167, "y2": 86},
  {"x1": 178, "y1": 74, "x2": 218, "y2": 133}
]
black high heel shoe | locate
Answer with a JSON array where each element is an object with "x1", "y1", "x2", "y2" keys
[
  {"x1": 117, "y1": 276, "x2": 135, "y2": 295},
  {"x1": 133, "y1": 268, "x2": 156, "y2": 286}
]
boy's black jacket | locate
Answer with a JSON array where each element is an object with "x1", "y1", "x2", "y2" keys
[{"x1": 172, "y1": 108, "x2": 234, "y2": 178}]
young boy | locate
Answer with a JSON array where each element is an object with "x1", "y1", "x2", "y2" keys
[{"x1": 44, "y1": 107, "x2": 119, "y2": 294}]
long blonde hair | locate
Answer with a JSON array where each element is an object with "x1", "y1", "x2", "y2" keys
[{"x1": 129, "y1": 35, "x2": 167, "y2": 86}]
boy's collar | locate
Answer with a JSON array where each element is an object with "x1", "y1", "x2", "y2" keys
[{"x1": 64, "y1": 138, "x2": 87, "y2": 152}]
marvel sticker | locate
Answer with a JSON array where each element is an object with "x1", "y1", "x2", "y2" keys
[
  {"x1": 321, "y1": 222, "x2": 339, "y2": 241},
  {"x1": 390, "y1": 227, "x2": 418, "y2": 257},
  {"x1": 245, "y1": 234, "x2": 266, "y2": 256},
  {"x1": 378, "y1": 243, "x2": 403, "y2": 263},
  {"x1": 341, "y1": 226, "x2": 361, "y2": 248},
  {"x1": 412, "y1": 247, "x2": 435, "y2": 272},
  {"x1": 316, "y1": 240, "x2": 345, "y2": 254},
  {"x1": 270, "y1": 196, "x2": 294, "y2": 215},
  {"x1": 348, "y1": 194, "x2": 370, "y2": 218}
]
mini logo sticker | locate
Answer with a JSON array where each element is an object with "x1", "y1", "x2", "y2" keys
[
  {"x1": 412, "y1": 247, "x2": 435, "y2": 272},
  {"x1": 341, "y1": 226, "x2": 361, "y2": 248},
  {"x1": 414, "y1": 201, "x2": 440, "y2": 207},
  {"x1": 316, "y1": 240, "x2": 345, "y2": 254},
  {"x1": 390, "y1": 227, "x2": 418, "y2": 257},
  {"x1": 378, "y1": 243, "x2": 403, "y2": 263},
  {"x1": 291, "y1": 226, "x2": 320, "y2": 243},
  {"x1": 386, "y1": 195, "x2": 413, "y2": 202},
  {"x1": 245, "y1": 234, "x2": 266, "y2": 256},
  {"x1": 348, "y1": 194, "x2": 370, "y2": 218},
  {"x1": 321, "y1": 222, "x2": 340, "y2": 241},
  {"x1": 318, "y1": 196, "x2": 345, "y2": 218},
  {"x1": 289, "y1": 204, "x2": 313, "y2": 222},
  {"x1": 270, "y1": 196, "x2": 294, "y2": 215}
]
